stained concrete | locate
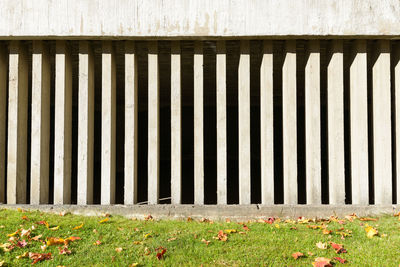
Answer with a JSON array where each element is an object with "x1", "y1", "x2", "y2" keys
[
  {"x1": 1, "y1": 204, "x2": 399, "y2": 221},
  {"x1": 0, "y1": 0, "x2": 399, "y2": 38}
]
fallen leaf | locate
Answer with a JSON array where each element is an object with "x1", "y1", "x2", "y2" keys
[
  {"x1": 365, "y1": 225, "x2": 379, "y2": 238},
  {"x1": 47, "y1": 237, "x2": 65, "y2": 246},
  {"x1": 58, "y1": 246, "x2": 71, "y2": 255},
  {"x1": 29, "y1": 252, "x2": 52, "y2": 264},
  {"x1": 37, "y1": 221, "x2": 49, "y2": 228},
  {"x1": 99, "y1": 218, "x2": 109, "y2": 224},
  {"x1": 41, "y1": 245, "x2": 47, "y2": 251},
  {"x1": 187, "y1": 217, "x2": 192, "y2": 222},
  {"x1": 0, "y1": 243, "x2": 15, "y2": 252},
  {"x1": 329, "y1": 242, "x2": 347, "y2": 254},
  {"x1": 32, "y1": 235, "x2": 42, "y2": 241},
  {"x1": 143, "y1": 233, "x2": 152, "y2": 239},
  {"x1": 359, "y1": 217, "x2": 378, "y2": 222},
  {"x1": 292, "y1": 252, "x2": 304, "y2": 259},
  {"x1": 243, "y1": 224, "x2": 249, "y2": 231},
  {"x1": 224, "y1": 229, "x2": 237, "y2": 234},
  {"x1": 21, "y1": 215, "x2": 29, "y2": 221},
  {"x1": 20, "y1": 228, "x2": 31, "y2": 238},
  {"x1": 316, "y1": 242, "x2": 327, "y2": 250},
  {"x1": 156, "y1": 247, "x2": 166, "y2": 260},
  {"x1": 144, "y1": 247, "x2": 151, "y2": 255},
  {"x1": 16, "y1": 251, "x2": 29, "y2": 259},
  {"x1": 72, "y1": 223, "x2": 83, "y2": 230},
  {"x1": 201, "y1": 238, "x2": 210, "y2": 245},
  {"x1": 93, "y1": 240, "x2": 102, "y2": 246},
  {"x1": 49, "y1": 226, "x2": 60, "y2": 231},
  {"x1": 275, "y1": 224, "x2": 280, "y2": 229},
  {"x1": 129, "y1": 263, "x2": 139, "y2": 267},
  {"x1": 16, "y1": 240, "x2": 28, "y2": 248},
  {"x1": 133, "y1": 241, "x2": 142, "y2": 245},
  {"x1": 144, "y1": 215, "x2": 153, "y2": 221},
  {"x1": 322, "y1": 229, "x2": 332, "y2": 235},
  {"x1": 7, "y1": 230, "x2": 20, "y2": 237},
  {"x1": 115, "y1": 247, "x2": 123, "y2": 253},
  {"x1": 312, "y1": 257, "x2": 332, "y2": 267},
  {"x1": 217, "y1": 230, "x2": 228, "y2": 242},
  {"x1": 167, "y1": 237, "x2": 177, "y2": 242},
  {"x1": 334, "y1": 257, "x2": 347, "y2": 264}
]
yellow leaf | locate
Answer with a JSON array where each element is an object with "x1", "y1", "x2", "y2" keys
[
  {"x1": 322, "y1": 229, "x2": 332, "y2": 235},
  {"x1": 7, "y1": 230, "x2": 19, "y2": 237},
  {"x1": 49, "y1": 226, "x2": 60, "y2": 231},
  {"x1": 224, "y1": 229, "x2": 237, "y2": 234},
  {"x1": 143, "y1": 233, "x2": 152, "y2": 239},
  {"x1": 275, "y1": 224, "x2": 280, "y2": 229},
  {"x1": 133, "y1": 241, "x2": 142, "y2": 245},
  {"x1": 129, "y1": 263, "x2": 139, "y2": 267},
  {"x1": 99, "y1": 218, "x2": 109, "y2": 224},
  {"x1": 365, "y1": 226, "x2": 378, "y2": 238},
  {"x1": 16, "y1": 252, "x2": 29, "y2": 259},
  {"x1": 72, "y1": 223, "x2": 83, "y2": 230}
]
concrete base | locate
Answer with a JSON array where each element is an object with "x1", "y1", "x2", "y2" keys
[{"x1": 1, "y1": 204, "x2": 398, "y2": 221}]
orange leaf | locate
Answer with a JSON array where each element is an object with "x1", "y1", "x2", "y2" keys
[
  {"x1": 359, "y1": 217, "x2": 378, "y2": 221},
  {"x1": 217, "y1": 230, "x2": 228, "y2": 242},
  {"x1": 312, "y1": 257, "x2": 332, "y2": 267},
  {"x1": 32, "y1": 235, "x2": 42, "y2": 241},
  {"x1": 115, "y1": 247, "x2": 123, "y2": 253},
  {"x1": 21, "y1": 215, "x2": 29, "y2": 221},
  {"x1": 329, "y1": 242, "x2": 347, "y2": 254},
  {"x1": 243, "y1": 224, "x2": 249, "y2": 231},
  {"x1": 291, "y1": 252, "x2": 304, "y2": 260},
  {"x1": 322, "y1": 229, "x2": 332, "y2": 235}
]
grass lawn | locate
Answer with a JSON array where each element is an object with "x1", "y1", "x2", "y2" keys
[{"x1": 0, "y1": 209, "x2": 398, "y2": 266}]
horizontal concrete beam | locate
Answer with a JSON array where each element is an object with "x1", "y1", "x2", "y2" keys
[
  {"x1": 0, "y1": 0, "x2": 399, "y2": 38},
  {"x1": 1, "y1": 204, "x2": 399, "y2": 221}
]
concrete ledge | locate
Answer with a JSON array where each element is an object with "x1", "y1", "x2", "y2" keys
[
  {"x1": 0, "y1": 0, "x2": 399, "y2": 38},
  {"x1": 1, "y1": 204, "x2": 398, "y2": 221}
]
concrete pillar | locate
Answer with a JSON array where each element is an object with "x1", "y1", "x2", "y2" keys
[
  {"x1": 0, "y1": 44, "x2": 7, "y2": 203},
  {"x1": 305, "y1": 40, "x2": 321, "y2": 204},
  {"x1": 239, "y1": 40, "x2": 251, "y2": 205},
  {"x1": 148, "y1": 41, "x2": 160, "y2": 205},
  {"x1": 216, "y1": 41, "x2": 227, "y2": 205},
  {"x1": 373, "y1": 40, "x2": 392, "y2": 205},
  {"x1": 7, "y1": 41, "x2": 28, "y2": 204},
  {"x1": 30, "y1": 41, "x2": 51, "y2": 204},
  {"x1": 350, "y1": 40, "x2": 369, "y2": 205},
  {"x1": 124, "y1": 41, "x2": 138, "y2": 205},
  {"x1": 101, "y1": 41, "x2": 116, "y2": 205},
  {"x1": 171, "y1": 41, "x2": 182, "y2": 204},
  {"x1": 77, "y1": 41, "x2": 94, "y2": 205},
  {"x1": 327, "y1": 40, "x2": 345, "y2": 204},
  {"x1": 54, "y1": 41, "x2": 73, "y2": 205},
  {"x1": 260, "y1": 40, "x2": 274, "y2": 205},
  {"x1": 282, "y1": 40, "x2": 298, "y2": 204},
  {"x1": 194, "y1": 41, "x2": 204, "y2": 205}
]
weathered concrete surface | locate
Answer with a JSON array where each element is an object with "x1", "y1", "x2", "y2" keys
[
  {"x1": 0, "y1": 0, "x2": 399, "y2": 38},
  {"x1": 1, "y1": 205, "x2": 399, "y2": 221}
]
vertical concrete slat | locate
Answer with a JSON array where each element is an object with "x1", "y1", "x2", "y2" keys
[
  {"x1": 305, "y1": 40, "x2": 321, "y2": 204},
  {"x1": 171, "y1": 41, "x2": 182, "y2": 204},
  {"x1": 101, "y1": 41, "x2": 116, "y2": 205},
  {"x1": 124, "y1": 41, "x2": 138, "y2": 205},
  {"x1": 54, "y1": 41, "x2": 72, "y2": 205},
  {"x1": 396, "y1": 44, "x2": 400, "y2": 204},
  {"x1": 260, "y1": 40, "x2": 274, "y2": 205},
  {"x1": 31, "y1": 41, "x2": 51, "y2": 204},
  {"x1": 282, "y1": 40, "x2": 298, "y2": 204},
  {"x1": 0, "y1": 45, "x2": 7, "y2": 203},
  {"x1": 194, "y1": 41, "x2": 204, "y2": 205},
  {"x1": 77, "y1": 41, "x2": 94, "y2": 205},
  {"x1": 350, "y1": 40, "x2": 369, "y2": 205},
  {"x1": 7, "y1": 41, "x2": 28, "y2": 204},
  {"x1": 216, "y1": 41, "x2": 227, "y2": 205},
  {"x1": 327, "y1": 40, "x2": 345, "y2": 204},
  {"x1": 373, "y1": 40, "x2": 392, "y2": 205},
  {"x1": 148, "y1": 41, "x2": 160, "y2": 205},
  {"x1": 239, "y1": 40, "x2": 251, "y2": 205}
]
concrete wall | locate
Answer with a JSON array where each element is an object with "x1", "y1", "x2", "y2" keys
[{"x1": 0, "y1": 0, "x2": 399, "y2": 39}]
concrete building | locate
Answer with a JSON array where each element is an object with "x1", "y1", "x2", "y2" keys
[{"x1": 0, "y1": 0, "x2": 400, "y2": 216}]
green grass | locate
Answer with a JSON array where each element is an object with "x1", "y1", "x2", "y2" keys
[{"x1": 0, "y1": 209, "x2": 398, "y2": 266}]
